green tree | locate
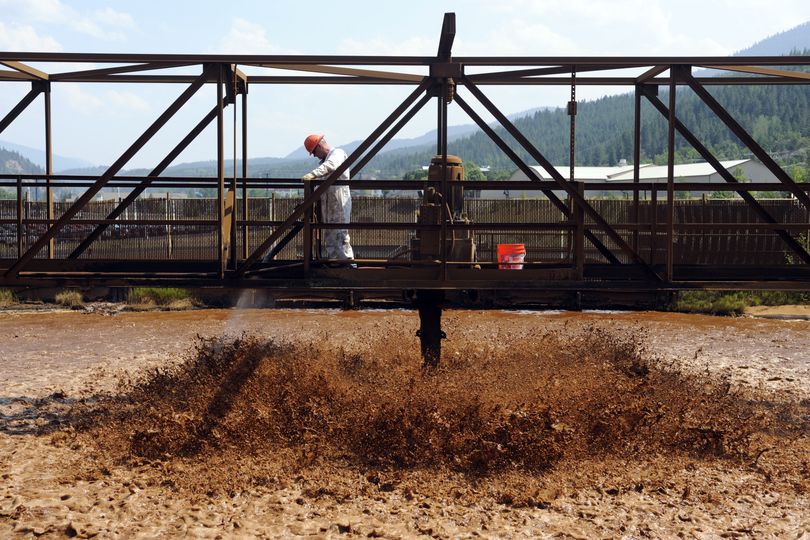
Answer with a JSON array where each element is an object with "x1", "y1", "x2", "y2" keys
[
  {"x1": 402, "y1": 168, "x2": 427, "y2": 180},
  {"x1": 789, "y1": 163, "x2": 809, "y2": 182},
  {"x1": 464, "y1": 160, "x2": 486, "y2": 181},
  {"x1": 484, "y1": 169, "x2": 512, "y2": 181}
]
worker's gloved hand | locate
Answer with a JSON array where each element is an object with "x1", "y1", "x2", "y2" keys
[{"x1": 302, "y1": 172, "x2": 316, "y2": 181}]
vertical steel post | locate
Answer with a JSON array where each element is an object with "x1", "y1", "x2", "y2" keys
[
  {"x1": 666, "y1": 69, "x2": 676, "y2": 281},
  {"x1": 229, "y1": 70, "x2": 238, "y2": 270},
  {"x1": 416, "y1": 289, "x2": 444, "y2": 369},
  {"x1": 241, "y1": 87, "x2": 249, "y2": 260},
  {"x1": 166, "y1": 192, "x2": 172, "y2": 258},
  {"x1": 43, "y1": 82, "x2": 54, "y2": 258},
  {"x1": 436, "y1": 84, "x2": 443, "y2": 155},
  {"x1": 303, "y1": 180, "x2": 312, "y2": 273},
  {"x1": 574, "y1": 181, "x2": 585, "y2": 280},
  {"x1": 217, "y1": 64, "x2": 226, "y2": 278},
  {"x1": 440, "y1": 79, "x2": 449, "y2": 281},
  {"x1": 632, "y1": 85, "x2": 641, "y2": 253},
  {"x1": 16, "y1": 176, "x2": 23, "y2": 259},
  {"x1": 568, "y1": 68, "x2": 576, "y2": 183},
  {"x1": 650, "y1": 187, "x2": 658, "y2": 264}
]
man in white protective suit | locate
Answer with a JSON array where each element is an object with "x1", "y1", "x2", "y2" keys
[{"x1": 301, "y1": 134, "x2": 355, "y2": 265}]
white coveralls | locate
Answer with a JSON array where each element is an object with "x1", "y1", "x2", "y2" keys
[{"x1": 307, "y1": 147, "x2": 354, "y2": 260}]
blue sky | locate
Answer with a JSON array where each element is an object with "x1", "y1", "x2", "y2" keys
[{"x1": 2, "y1": 0, "x2": 810, "y2": 168}]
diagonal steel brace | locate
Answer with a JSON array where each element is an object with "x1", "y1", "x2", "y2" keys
[
  {"x1": 641, "y1": 84, "x2": 810, "y2": 265},
  {"x1": 4, "y1": 66, "x2": 213, "y2": 277},
  {"x1": 462, "y1": 76, "x2": 662, "y2": 281}
]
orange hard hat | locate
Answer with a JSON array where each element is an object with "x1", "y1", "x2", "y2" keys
[{"x1": 304, "y1": 134, "x2": 324, "y2": 154}]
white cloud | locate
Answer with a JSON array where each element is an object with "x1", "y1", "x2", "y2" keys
[
  {"x1": 0, "y1": 0, "x2": 134, "y2": 42},
  {"x1": 107, "y1": 90, "x2": 150, "y2": 113},
  {"x1": 93, "y1": 7, "x2": 135, "y2": 29},
  {"x1": 454, "y1": 1, "x2": 721, "y2": 57},
  {"x1": 0, "y1": 22, "x2": 62, "y2": 51},
  {"x1": 458, "y1": 0, "x2": 810, "y2": 57},
  {"x1": 61, "y1": 83, "x2": 105, "y2": 115},
  {"x1": 59, "y1": 84, "x2": 151, "y2": 117},
  {"x1": 214, "y1": 18, "x2": 288, "y2": 54},
  {"x1": 0, "y1": 0, "x2": 65, "y2": 24},
  {"x1": 337, "y1": 35, "x2": 435, "y2": 56}
]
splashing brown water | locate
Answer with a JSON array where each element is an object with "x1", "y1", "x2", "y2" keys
[{"x1": 69, "y1": 328, "x2": 808, "y2": 495}]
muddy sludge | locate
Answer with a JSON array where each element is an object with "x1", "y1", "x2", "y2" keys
[{"x1": 58, "y1": 327, "x2": 809, "y2": 497}]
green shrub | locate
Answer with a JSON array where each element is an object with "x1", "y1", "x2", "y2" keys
[
  {"x1": 0, "y1": 288, "x2": 16, "y2": 307},
  {"x1": 55, "y1": 290, "x2": 84, "y2": 309},
  {"x1": 127, "y1": 287, "x2": 196, "y2": 307},
  {"x1": 672, "y1": 290, "x2": 810, "y2": 315},
  {"x1": 750, "y1": 290, "x2": 810, "y2": 305}
]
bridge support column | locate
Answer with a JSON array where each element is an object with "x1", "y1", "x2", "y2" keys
[{"x1": 415, "y1": 289, "x2": 445, "y2": 369}]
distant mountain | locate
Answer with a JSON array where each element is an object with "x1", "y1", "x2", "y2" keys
[
  {"x1": 0, "y1": 147, "x2": 43, "y2": 175},
  {"x1": 735, "y1": 21, "x2": 810, "y2": 56},
  {"x1": 0, "y1": 140, "x2": 95, "y2": 172},
  {"x1": 283, "y1": 124, "x2": 481, "y2": 160},
  {"x1": 282, "y1": 107, "x2": 549, "y2": 160}
]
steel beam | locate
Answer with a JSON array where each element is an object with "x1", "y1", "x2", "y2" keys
[
  {"x1": 0, "y1": 83, "x2": 42, "y2": 135},
  {"x1": 44, "y1": 80, "x2": 53, "y2": 258},
  {"x1": 16, "y1": 176, "x2": 22, "y2": 258},
  {"x1": 440, "y1": 79, "x2": 449, "y2": 281},
  {"x1": 241, "y1": 86, "x2": 249, "y2": 260},
  {"x1": 256, "y1": 63, "x2": 424, "y2": 82},
  {"x1": 468, "y1": 64, "x2": 637, "y2": 81},
  {"x1": 50, "y1": 62, "x2": 197, "y2": 80},
  {"x1": 437, "y1": 13, "x2": 455, "y2": 60},
  {"x1": 229, "y1": 67, "x2": 239, "y2": 269},
  {"x1": 453, "y1": 56, "x2": 810, "y2": 67},
  {"x1": 353, "y1": 93, "x2": 432, "y2": 175},
  {"x1": 4, "y1": 67, "x2": 212, "y2": 278},
  {"x1": 0, "y1": 70, "x2": 37, "y2": 81},
  {"x1": 7, "y1": 52, "x2": 810, "y2": 66},
  {"x1": 217, "y1": 65, "x2": 226, "y2": 278},
  {"x1": 0, "y1": 61, "x2": 48, "y2": 79},
  {"x1": 699, "y1": 64, "x2": 810, "y2": 81},
  {"x1": 666, "y1": 70, "x2": 676, "y2": 281},
  {"x1": 25, "y1": 73, "x2": 808, "y2": 86},
  {"x1": 632, "y1": 85, "x2": 641, "y2": 252},
  {"x1": 0, "y1": 52, "x2": 435, "y2": 65},
  {"x1": 635, "y1": 65, "x2": 668, "y2": 83}
]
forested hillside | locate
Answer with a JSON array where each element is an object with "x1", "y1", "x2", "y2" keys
[{"x1": 0, "y1": 147, "x2": 43, "y2": 175}]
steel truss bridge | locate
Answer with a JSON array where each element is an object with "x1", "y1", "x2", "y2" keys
[{"x1": 2, "y1": 13, "x2": 810, "y2": 303}]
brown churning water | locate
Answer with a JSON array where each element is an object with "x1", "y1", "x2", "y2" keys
[{"x1": 69, "y1": 328, "x2": 808, "y2": 493}]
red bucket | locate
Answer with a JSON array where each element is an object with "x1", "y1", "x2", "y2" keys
[{"x1": 497, "y1": 243, "x2": 526, "y2": 270}]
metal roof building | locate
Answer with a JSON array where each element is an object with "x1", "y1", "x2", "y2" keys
[{"x1": 495, "y1": 159, "x2": 780, "y2": 199}]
